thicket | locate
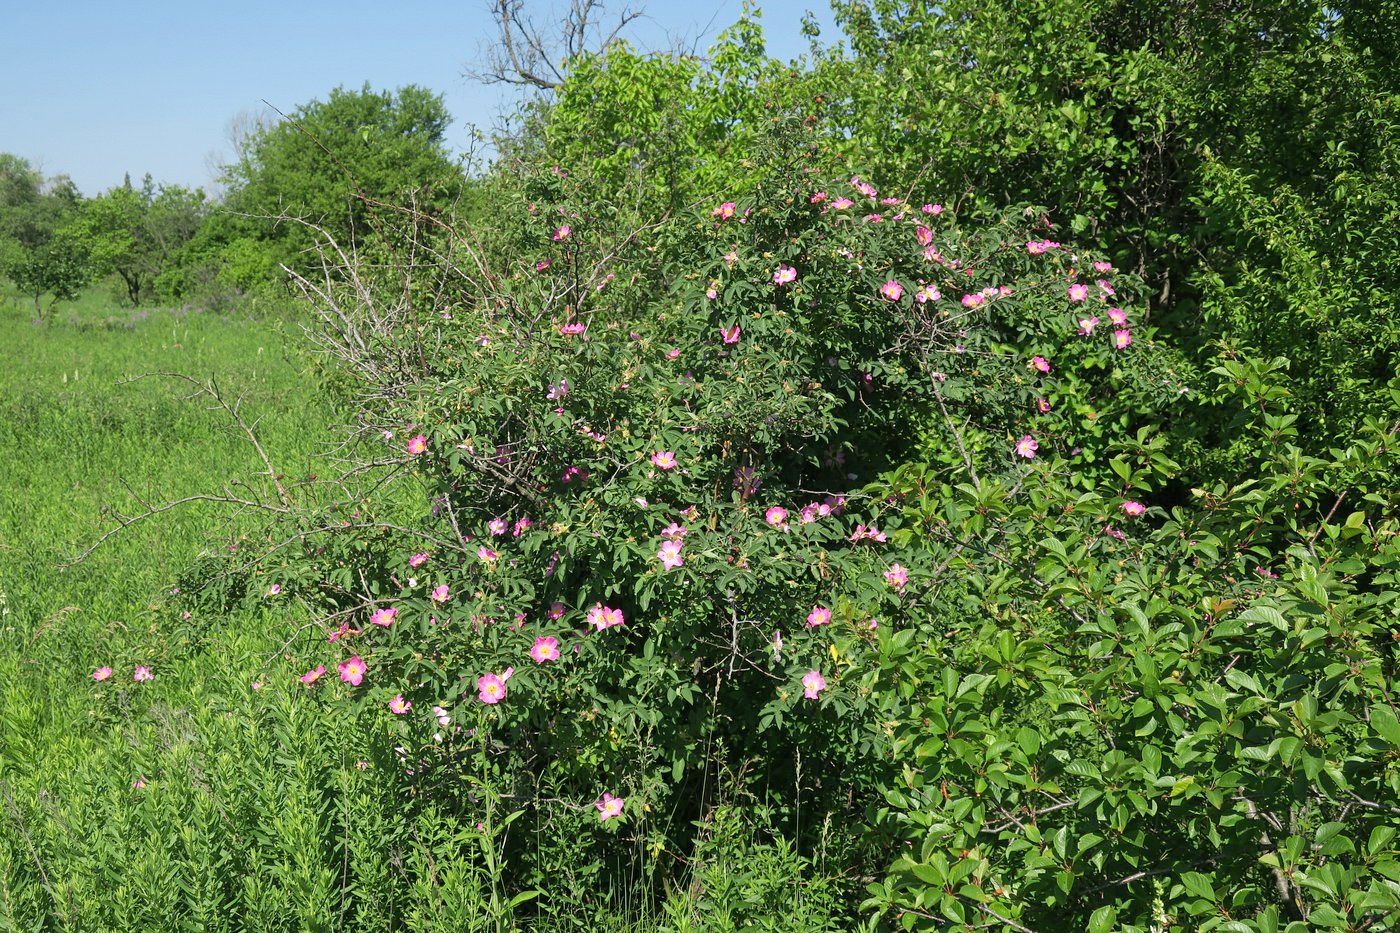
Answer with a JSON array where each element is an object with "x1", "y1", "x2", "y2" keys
[{"x1": 5, "y1": 1, "x2": 1400, "y2": 930}]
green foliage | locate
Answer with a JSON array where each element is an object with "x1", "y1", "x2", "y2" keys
[
  {"x1": 820, "y1": 0, "x2": 1400, "y2": 458},
  {"x1": 80, "y1": 175, "x2": 206, "y2": 305},
  {"x1": 0, "y1": 155, "x2": 91, "y2": 317},
  {"x1": 7, "y1": 2, "x2": 1400, "y2": 929},
  {"x1": 205, "y1": 84, "x2": 464, "y2": 282}
]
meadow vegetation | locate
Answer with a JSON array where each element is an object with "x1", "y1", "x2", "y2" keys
[{"x1": 3, "y1": 1, "x2": 1400, "y2": 930}]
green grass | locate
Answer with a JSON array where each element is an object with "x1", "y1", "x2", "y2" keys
[{"x1": 0, "y1": 292, "x2": 356, "y2": 929}]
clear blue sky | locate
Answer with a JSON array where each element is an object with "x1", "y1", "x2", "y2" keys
[{"x1": 0, "y1": 0, "x2": 837, "y2": 195}]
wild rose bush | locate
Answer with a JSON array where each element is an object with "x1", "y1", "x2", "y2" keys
[{"x1": 259, "y1": 148, "x2": 1153, "y2": 899}]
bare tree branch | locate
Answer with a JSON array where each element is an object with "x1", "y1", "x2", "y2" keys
[{"x1": 468, "y1": 0, "x2": 644, "y2": 90}]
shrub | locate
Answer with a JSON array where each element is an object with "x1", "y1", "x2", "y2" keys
[{"x1": 236, "y1": 110, "x2": 1181, "y2": 921}]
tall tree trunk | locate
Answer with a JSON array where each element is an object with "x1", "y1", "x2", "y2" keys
[{"x1": 120, "y1": 271, "x2": 141, "y2": 307}]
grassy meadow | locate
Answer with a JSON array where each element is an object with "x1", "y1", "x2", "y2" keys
[{"x1": 0, "y1": 293, "x2": 356, "y2": 929}]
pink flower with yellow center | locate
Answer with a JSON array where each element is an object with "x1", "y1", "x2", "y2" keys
[
  {"x1": 832, "y1": 196, "x2": 854, "y2": 210},
  {"x1": 651, "y1": 450, "x2": 677, "y2": 470},
  {"x1": 923, "y1": 203, "x2": 943, "y2": 215},
  {"x1": 530, "y1": 636, "x2": 560, "y2": 663},
  {"x1": 916, "y1": 284, "x2": 940, "y2": 303},
  {"x1": 1107, "y1": 307, "x2": 1128, "y2": 326},
  {"x1": 1067, "y1": 283, "x2": 1090, "y2": 302},
  {"x1": 765, "y1": 506, "x2": 789, "y2": 528},
  {"x1": 587, "y1": 604, "x2": 625, "y2": 631},
  {"x1": 597, "y1": 792, "x2": 625, "y2": 821},
  {"x1": 884, "y1": 563, "x2": 909, "y2": 590},
  {"x1": 1037, "y1": 398, "x2": 1052, "y2": 414},
  {"x1": 389, "y1": 695, "x2": 412, "y2": 715},
  {"x1": 300, "y1": 664, "x2": 326, "y2": 685},
  {"x1": 658, "y1": 539, "x2": 684, "y2": 570},
  {"x1": 806, "y1": 606, "x2": 832, "y2": 628},
  {"x1": 552, "y1": 224, "x2": 572, "y2": 241},
  {"x1": 406, "y1": 434, "x2": 428, "y2": 455},
  {"x1": 1077, "y1": 316, "x2": 1100, "y2": 335},
  {"x1": 559, "y1": 321, "x2": 586, "y2": 336},
  {"x1": 1031, "y1": 355, "x2": 1051, "y2": 374},
  {"x1": 713, "y1": 202, "x2": 736, "y2": 220},
  {"x1": 851, "y1": 176, "x2": 877, "y2": 198},
  {"x1": 477, "y1": 673, "x2": 506, "y2": 704},
  {"x1": 915, "y1": 225, "x2": 933, "y2": 246},
  {"x1": 880, "y1": 280, "x2": 904, "y2": 301},
  {"x1": 720, "y1": 324, "x2": 741, "y2": 345},
  {"x1": 1015, "y1": 435, "x2": 1039, "y2": 459},
  {"x1": 961, "y1": 293, "x2": 984, "y2": 308},
  {"x1": 478, "y1": 546, "x2": 499, "y2": 564},
  {"x1": 370, "y1": 607, "x2": 398, "y2": 628},
  {"x1": 802, "y1": 670, "x2": 827, "y2": 699},
  {"x1": 409, "y1": 552, "x2": 429, "y2": 568},
  {"x1": 1112, "y1": 329, "x2": 1132, "y2": 349},
  {"x1": 488, "y1": 518, "x2": 507, "y2": 536},
  {"x1": 92, "y1": 666, "x2": 113, "y2": 681},
  {"x1": 431, "y1": 585, "x2": 450, "y2": 603},
  {"x1": 338, "y1": 656, "x2": 366, "y2": 686},
  {"x1": 772, "y1": 264, "x2": 797, "y2": 286},
  {"x1": 1121, "y1": 500, "x2": 1146, "y2": 518},
  {"x1": 133, "y1": 665, "x2": 153, "y2": 682}
]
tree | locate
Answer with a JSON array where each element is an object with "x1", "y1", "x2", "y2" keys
[
  {"x1": 206, "y1": 84, "x2": 464, "y2": 280},
  {"x1": 0, "y1": 154, "x2": 90, "y2": 319},
  {"x1": 82, "y1": 176, "x2": 206, "y2": 306}
]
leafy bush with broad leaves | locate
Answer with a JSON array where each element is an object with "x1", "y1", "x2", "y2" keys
[{"x1": 861, "y1": 378, "x2": 1400, "y2": 929}]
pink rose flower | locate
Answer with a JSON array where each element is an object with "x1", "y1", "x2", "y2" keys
[
  {"x1": 530, "y1": 636, "x2": 561, "y2": 663},
  {"x1": 338, "y1": 656, "x2": 366, "y2": 686},
  {"x1": 477, "y1": 673, "x2": 506, "y2": 704},
  {"x1": 596, "y1": 792, "x2": 625, "y2": 821}
]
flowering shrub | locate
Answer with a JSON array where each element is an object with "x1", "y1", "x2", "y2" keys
[
  {"x1": 259, "y1": 133, "x2": 1157, "y2": 891},
  {"x1": 222, "y1": 128, "x2": 1400, "y2": 928}
]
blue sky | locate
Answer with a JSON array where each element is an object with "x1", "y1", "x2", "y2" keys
[{"x1": 0, "y1": 1, "x2": 837, "y2": 195}]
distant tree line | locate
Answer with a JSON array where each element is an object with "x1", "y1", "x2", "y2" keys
[{"x1": 0, "y1": 84, "x2": 465, "y2": 319}]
